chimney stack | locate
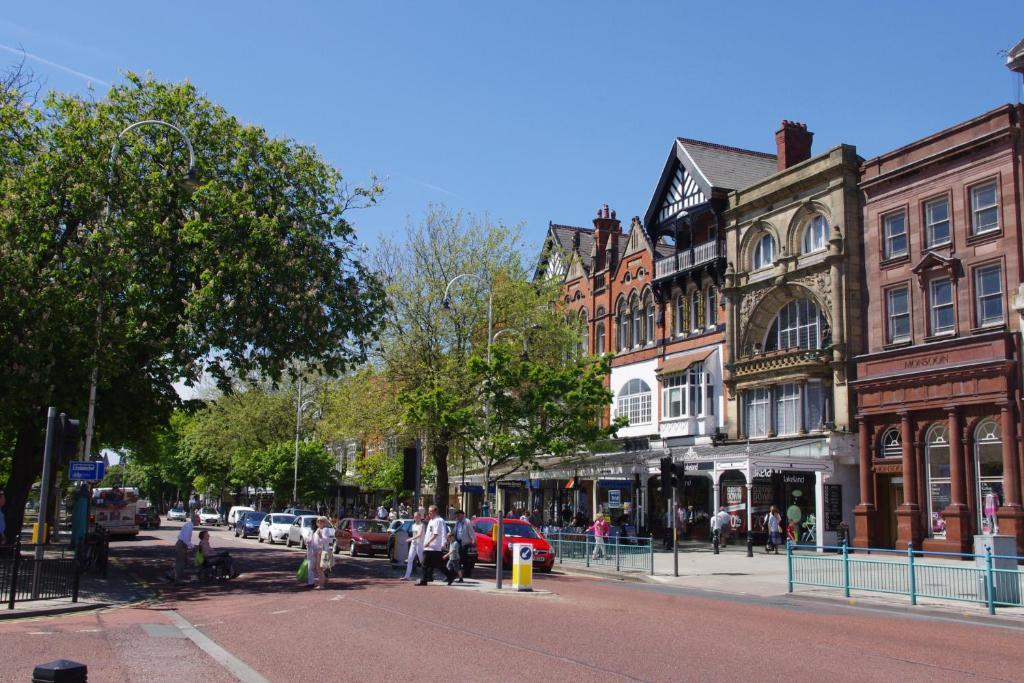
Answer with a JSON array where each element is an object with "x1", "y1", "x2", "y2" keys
[
  {"x1": 775, "y1": 120, "x2": 813, "y2": 171},
  {"x1": 592, "y1": 204, "x2": 622, "y2": 272}
]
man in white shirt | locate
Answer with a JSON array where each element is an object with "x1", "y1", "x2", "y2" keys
[
  {"x1": 175, "y1": 517, "x2": 195, "y2": 583},
  {"x1": 416, "y1": 505, "x2": 453, "y2": 586},
  {"x1": 711, "y1": 507, "x2": 731, "y2": 547}
]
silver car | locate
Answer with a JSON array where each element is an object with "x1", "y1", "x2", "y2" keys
[
  {"x1": 258, "y1": 513, "x2": 296, "y2": 544},
  {"x1": 287, "y1": 515, "x2": 337, "y2": 552},
  {"x1": 167, "y1": 506, "x2": 187, "y2": 522}
]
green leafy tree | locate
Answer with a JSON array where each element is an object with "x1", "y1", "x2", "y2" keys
[
  {"x1": 251, "y1": 441, "x2": 336, "y2": 506},
  {"x1": 0, "y1": 73, "x2": 386, "y2": 533}
]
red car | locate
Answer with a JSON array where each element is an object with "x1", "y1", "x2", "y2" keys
[
  {"x1": 471, "y1": 517, "x2": 555, "y2": 573},
  {"x1": 338, "y1": 518, "x2": 390, "y2": 557}
]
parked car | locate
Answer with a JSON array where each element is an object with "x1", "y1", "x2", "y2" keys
[
  {"x1": 472, "y1": 517, "x2": 554, "y2": 573},
  {"x1": 227, "y1": 506, "x2": 255, "y2": 529},
  {"x1": 167, "y1": 506, "x2": 187, "y2": 522},
  {"x1": 259, "y1": 513, "x2": 296, "y2": 544},
  {"x1": 287, "y1": 515, "x2": 337, "y2": 551},
  {"x1": 236, "y1": 511, "x2": 266, "y2": 539},
  {"x1": 137, "y1": 506, "x2": 161, "y2": 530},
  {"x1": 338, "y1": 518, "x2": 390, "y2": 557},
  {"x1": 283, "y1": 507, "x2": 316, "y2": 517},
  {"x1": 198, "y1": 508, "x2": 222, "y2": 526}
]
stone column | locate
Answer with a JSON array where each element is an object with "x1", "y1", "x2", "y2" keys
[
  {"x1": 798, "y1": 380, "x2": 808, "y2": 435},
  {"x1": 896, "y1": 412, "x2": 922, "y2": 549},
  {"x1": 853, "y1": 416, "x2": 877, "y2": 550},
  {"x1": 815, "y1": 470, "x2": 826, "y2": 550}
]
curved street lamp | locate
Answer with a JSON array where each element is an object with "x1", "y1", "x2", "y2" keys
[{"x1": 82, "y1": 120, "x2": 198, "y2": 460}]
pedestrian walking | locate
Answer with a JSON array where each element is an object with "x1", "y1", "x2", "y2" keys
[
  {"x1": 443, "y1": 531, "x2": 463, "y2": 583},
  {"x1": 376, "y1": 504, "x2": 388, "y2": 520},
  {"x1": 710, "y1": 506, "x2": 731, "y2": 547},
  {"x1": 453, "y1": 509, "x2": 475, "y2": 577},
  {"x1": 588, "y1": 515, "x2": 609, "y2": 560},
  {"x1": 765, "y1": 505, "x2": 782, "y2": 554},
  {"x1": 402, "y1": 511, "x2": 425, "y2": 581},
  {"x1": 174, "y1": 515, "x2": 195, "y2": 584},
  {"x1": 676, "y1": 504, "x2": 687, "y2": 543},
  {"x1": 416, "y1": 505, "x2": 453, "y2": 585},
  {"x1": 306, "y1": 517, "x2": 327, "y2": 589}
]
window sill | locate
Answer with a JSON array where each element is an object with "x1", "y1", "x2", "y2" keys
[
  {"x1": 882, "y1": 339, "x2": 913, "y2": 350},
  {"x1": 921, "y1": 243, "x2": 952, "y2": 254},
  {"x1": 923, "y1": 332, "x2": 956, "y2": 343},
  {"x1": 971, "y1": 323, "x2": 1006, "y2": 335},
  {"x1": 965, "y1": 228, "x2": 1002, "y2": 246},
  {"x1": 880, "y1": 254, "x2": 910, "y2": 269}
]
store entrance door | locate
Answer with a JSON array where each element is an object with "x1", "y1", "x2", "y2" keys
[{"x1": 877, "y1": 475, "x2": 904, "y2": 548}]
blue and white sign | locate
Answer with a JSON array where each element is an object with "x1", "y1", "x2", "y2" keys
[
  {"x1": 69, "y1": 461, "x2": 105, "y2": 481},
  {"x1": 519, "y1": 545, "x2": 533, "y2": 562},
  {"x1": 607, "y1": 489, "x2": 622, "y2": 507}
]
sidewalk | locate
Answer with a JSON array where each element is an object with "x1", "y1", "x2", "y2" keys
[
  {"x1": 554, "y1": 542, "x2": 1024, "y2": 622},
  {"x1": 0, "y1": 559, "x2": 151, "y2": 620}
]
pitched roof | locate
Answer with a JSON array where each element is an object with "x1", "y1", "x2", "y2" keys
[
  {"x1": 539, "y1": 223, "x2": 596, "y2": 280},
  {"x1": 675, "y1": 138, "x2": 778, "y2": 193}
]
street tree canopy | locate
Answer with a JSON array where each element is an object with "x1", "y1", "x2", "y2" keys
[{"x1": 0, "y1": 72, "x2": 386, "y2": 533}]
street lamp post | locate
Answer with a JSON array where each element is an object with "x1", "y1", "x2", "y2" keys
[
  {"x1": 443, "y1": 273, "x2": 499, "y2": 586},
  {"x1": 82, "y1": 120, "x2": 197, "y2": 461},
  {"x1": 293, "y1": 377, "x2": 319, "y2": 505}
]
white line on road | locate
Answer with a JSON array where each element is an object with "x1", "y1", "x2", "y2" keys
[{"x1": 166, "y1": 610, "x2": 268, "y2": 683}]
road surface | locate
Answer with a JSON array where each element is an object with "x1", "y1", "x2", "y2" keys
[{"x1": 2, "y1": 520, "x2": 1022, "y2": 682}]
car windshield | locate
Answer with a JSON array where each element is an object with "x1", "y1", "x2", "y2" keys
[
  {"x1": 244, "y1": 513, "x2": 266, "y2": 523},
  {"x1": 352, "y1": 520, "x2": 388, "y2": 534},
  {"x1": 271, "y1": 514, "x2": 295, "y2": 525},
  {"x1": 171, "y1": 506, "x2": 184, "y2": 512},
  {"x1": 503, "y1": 523, "x2": 539, "y2": 539},
  {"x1": 201, "y1": 508, "x2": 217, "y2": 515},
  {"x1": 302, "y1": 517, "x2": 316, "y2": 527}
]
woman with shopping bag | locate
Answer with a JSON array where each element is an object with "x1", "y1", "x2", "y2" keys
[{"x1": 305, "y1": 517, "x2": 324, "y2": 589}]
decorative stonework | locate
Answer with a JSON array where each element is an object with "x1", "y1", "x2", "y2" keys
[{"x1": 739, "y1": 287, "x2": 772, "y2": 329}]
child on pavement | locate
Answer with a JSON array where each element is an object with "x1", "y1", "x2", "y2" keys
[{"x1": 443, "y1": 531, "x2": 463, "y2": 583}]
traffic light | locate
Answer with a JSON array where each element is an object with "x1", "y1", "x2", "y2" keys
[
  {"x1": 55, "y1": 413, "x2": 81, "y2": 466},
  {"x1": 660, "y1": 457, "x2": 675, "y2": 500}
]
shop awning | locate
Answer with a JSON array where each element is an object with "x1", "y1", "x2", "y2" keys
[{"x1": 656, "y1": 347, "x2": 715, "y2": 376}]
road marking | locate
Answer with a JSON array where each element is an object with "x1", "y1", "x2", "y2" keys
[
  {"x1": 28, "y1": 631, "x2": 53, "y2": 635},
  {"x1": 270, "y1": 609, "x2": 290, "y2": 614},
  {"x1": 166, "y1": 610, "x2": 269, "y2": 683},
  {"x1": 76, "y1": 628, "x2": 102, "y2": 633}
]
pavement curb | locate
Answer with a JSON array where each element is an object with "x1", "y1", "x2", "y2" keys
[
  {"x1": 551, "y1": 565, "x2": 654, "y2": 584},
  {"x1": 0, "y1": 600, "x2": 112, "y2": 621}
]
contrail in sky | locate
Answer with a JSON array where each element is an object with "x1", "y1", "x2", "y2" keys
[{"x1": 0, "y1": 43, "x2": 109, "y2": 86}]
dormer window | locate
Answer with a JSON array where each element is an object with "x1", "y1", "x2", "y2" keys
[
  {"x1": 801, "y1": 215, "x2": 828, "y2": 254},
  {"x1": 752, "y1": 234, "x2": 776, "y2": 270}
]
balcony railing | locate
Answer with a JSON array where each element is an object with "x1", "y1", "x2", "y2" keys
[
  {"x1": 730, "y1": 347, "x2": 832, "y2": 379},
  {"x1": 654, "y1": 240, "x2": 721, "y2": 279}
]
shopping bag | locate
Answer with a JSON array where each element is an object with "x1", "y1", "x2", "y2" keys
[{"x1": 297, "y1": 558, "x2": 309, "y2": 583}]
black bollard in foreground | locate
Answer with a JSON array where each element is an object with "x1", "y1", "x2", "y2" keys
[
  {"x1": 32, "y1": 659, "x2": 87, "y2": 683},
  {"x1": 746, "y1": 532, "x2": 754, "y2": 558},
  {"x1": 712, "y1": 530, "x2": 720, "y2": 555}
]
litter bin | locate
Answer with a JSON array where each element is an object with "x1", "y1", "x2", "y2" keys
[
  {"x1": 974, "y1": 535, "x2": 1021, "y2": 605},
  {"x1": 511, "y1": 543, "x2": 533, "y2": 592}
]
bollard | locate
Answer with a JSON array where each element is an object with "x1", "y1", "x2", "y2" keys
[
  {"x1": 786, "y1": 540, "x2": 794, "y2": 593},
  {"x1": 985, "y1": 545, "x2": 995, "y2": 616},
  {"x1": 842, "y1": 539, "x2": 850, "y2": 598},
  {"x1": 746, "y1": 531, "x2": 753, "y2": 558},
  {"x1": 713, "y1": 530, "x2": 720, "y2": 555},
  {"x1": 615, "y1": 539, "x2": 621, "y2": 572},
  {"x1": 32, "y1": 659, "x2": 87, "y2": 683}
]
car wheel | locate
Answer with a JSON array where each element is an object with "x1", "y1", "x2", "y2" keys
[
  {"x1": 286, "y1": 537, "x2": 293, "y2": 548},
  {"x1": 301, "y1": 538, "x2": 306, "y2": 550},
  {"x1": 268, "y1": 534, "x2": 275, "y2": 545},
  {"x1": 258, "y1": 532, "x2": 264, "y2": 543},
  {"x1": 350, "y1": 541, "x2": 358, "y2": 558},
  {"x1": 539, "y1": 566, "x2": 553, "y2": 573}
]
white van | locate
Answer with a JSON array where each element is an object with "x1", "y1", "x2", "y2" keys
[{"x1": 227, "y1": 505, "x2": 255, "y2": 529}]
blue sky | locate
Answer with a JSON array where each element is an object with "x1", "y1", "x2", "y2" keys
[{"x1": 2, "y1": 3, "x2": 1022, "y2": 262}]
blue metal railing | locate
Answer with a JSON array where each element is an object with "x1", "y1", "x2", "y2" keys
[
  {"x1": 548, "y1": 533, "x2": 655, "y2": 575},
  {"x1": 787, "y1": 541, "x2": 1024, "y2": 615}
]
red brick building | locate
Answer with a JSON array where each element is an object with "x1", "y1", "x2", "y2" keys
[{"x1": 852, "y1": 105, "x2": 1024, "y2": 555}]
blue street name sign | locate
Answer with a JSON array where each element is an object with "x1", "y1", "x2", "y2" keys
[{"x1": 69, "y1": 461, "x2": 105, "y2": 481}]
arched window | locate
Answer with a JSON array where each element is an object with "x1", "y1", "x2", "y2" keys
[
  {"x1": 690, "y1": 290, "x2": 700, "y2": 332},
  {"x1": 764, "y1": 300, "x2": 828, "y2": 351},
  {"x1": 925, "y1": 424, "x2": 950, "y2": 539},
  {"x1": 578, "y1": 309, "x2": 589, "y2": 356},
  {"x1": 880, "y1": 428, "x2": 902, "y2": 458},
  {"x1": 644, "y1": 292, "x2": 655, "y2": 344},
  {"x1": 595, "y1": 307, "x2": 606, "y2": 354},
  {"x1": 802, "y1": 214, "x2": 829, "y2": 254},
  {"x1": 615, "y1": 378, "x2": 652, "y2": 426},
  {"x1": 975, "y1": 418, "x2": 1003, "y2": 534},
  {"x1": 616, "y1": 299, "x2": 629, "y2": 351},
  {"x1": 706, "y1": 287, "x2": 717, "y2": 328},
  {"x1": 630, "y1": 294, "x2": 642, "y2": 348},
  {"x1": 752, "y1": 233, "x2": 776, "y2": 270}
]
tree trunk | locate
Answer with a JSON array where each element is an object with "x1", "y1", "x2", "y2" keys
[
  {"x1": 6, "y1": 413, "x2": 46, "y2": 543},
  {"x1": 431, "y1": 437, "x2": 449, "y2": 511}
]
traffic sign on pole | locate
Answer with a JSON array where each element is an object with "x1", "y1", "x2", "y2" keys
[{"x1": 69, "y1": 461, "x2": 105, "y2": 482}]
